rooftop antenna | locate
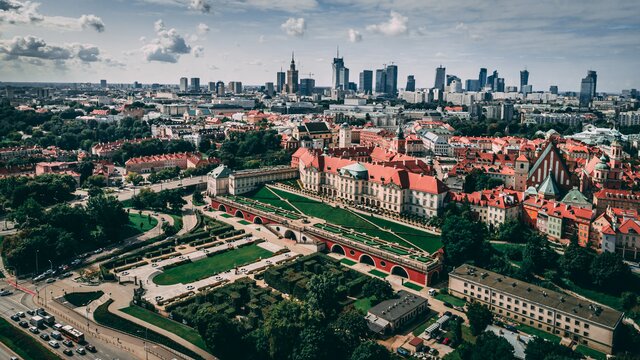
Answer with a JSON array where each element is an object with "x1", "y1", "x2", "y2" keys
[{"x1": 337, "y1": 45, "x2": 340, "y2": 58}]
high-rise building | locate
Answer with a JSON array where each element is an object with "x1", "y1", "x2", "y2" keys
[
  {"x1": 216, "y1": 81, "x2": 225, "y2": 96},
  {"x1": 434, "y1": 65, "x2": 446, "y2": 92},
  {"x1": 299, "y1": 78, "x2": 315, "y2": 96},
  {"x1": 579, "y1": 70, "x2": 597, "y2": 108},
  {"x1": 446, "y1": 74, "x2": 460, "y2": 86},
  {"x1": 179, "y1": 77, "x2": 188, "y2": 92},
  {"x1": 100, "y1": 79, "x2": 107, "y2": 88},
  {"x1": 208, "y1": 81, "x2": 216, "y2": 92},
  {"x1": 496, "y1": 78, "x2": 505, "y2": 92},
  {"x1": 332, "y1": 48, "x2": 349, "y2": 90},
  {"x1": 549, "y1": 85, "x2": 558, "y2": 95},
  {"x1": 276, "y1": 71, "x2": 286, "y2": 93},
  {"x1": 229, "y1": 81, "x2": 243, "y2": 94},
  {"x1": 375, "y1": 69, "x2": 386, "y2": 94},
  {"x1": 265, "y1": 82, "x2": 275, "y2": 97},
  {"x1": 348, "y1": 82, "x2": 357, "y2": 92},
  {"x1": 359, "y1": 70, "x2": 373, "y2": 94},
  {"x1": 406, "y1": 75, "x2": 416, "y2": 92},
  {"x1": 465, "y1": 79, "x2": 480, "y2": 92},
  {"x1": 385, "y1": 64, "x2": 398, "y2": 96},
  {"x1": 133, "y1": 81, "x2": 142, "y2": 89},
  {"x1": 520, "y1": 69, "x2": 529, "y2": 93},
  {"x1": 286, "y1": 52, "x2": 299, "y2": 94},
  {"x1": 478, "y1": 68, "x2": 487, "y2": 89},
  {"x1": 190, "y1": 77, "x2": 200, "y2": 92}
]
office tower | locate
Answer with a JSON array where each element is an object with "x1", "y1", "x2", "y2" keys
[
  {"x1": 286, "y1": 52, "x2": 299, "y2": 94},
  {"x1": 133, "y1": 81, "x2": 142, "y2": 89},
  {"x1": 179, "y1": 77, "x2": 188, "y2": 92},
  {"x1": 478, "y1": 68, "x2": 487, "y2": 89},
  {"x1": 501, "y1": 102, "x2": 514, "y2": 121},
  {"x1": 522, "y1": 85, "x2": 533, "y2": 96},
  {"x1": 190, "y1": 77, "x2": 200, "y2": 92},
  {"x1": 299, "y1": 78, "x2": 315, "y2": 96},
  {"x1": 216, "y1": 81, "x2": 225, "y2": 96},
  {"x1": 208, "y1": 82, "x2": 215, "y2": 92},
  {"x1": 520, "y1": 69, "x2": 529, "y2": 92},
  {"x1": 465, "y1": 79, "x2": 480, "y2": 92},
  {"x1": 276, "y1": 71, "x2": 286, "y2": 93},
  {"x1": 496, "y1": 78, "x2": 505, "y2": 92},
  {"x1": 406, "y1": 75, "x2": 416, "y2": 92},
  {"x1": 359, "y1": 70, "x2": 373, "y2": 94},
  {"x1": 375, "y1": 69, "x2": 386, "y2": 93},
  {"x1": 579, "y1": 70, "x2": 597, "y2": 108},
  {"x1": 348, "y1": 82, "x2": 357, "y2": 92},
  {"x1": 434, "y1": 65, "x2": 446, "y2": 92},
  {"x1": 332, "y1": 48, "x2": 349, "y2": 90},
  {"x1": 265, "y1": 82, "x2": 275, "y2": 97},
  {"x1": 549, "y1": 85, "x2": 558, "y2": 95},
  {"x1": 100, "y1": 79, "x2": 107, "y2": 88},
  {"x1": 385, "y1": 64, "x2": 398, "y2": 96},
  {"x1": 229, "y1": 81, "x2": 243, "y2": 94},
  {"x1": 446, "y1": 74, "x2": 460, "y2": 86}
]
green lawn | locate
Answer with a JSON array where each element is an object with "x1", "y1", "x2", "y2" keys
[
  {"x1": 404, "y1": 282, "x2": 424, "y2": 291},
  {"x1": 340, "y1": 258, "x2": 357, "y2": 266},
  {"x1": 244, "y1": 187, "x2": 298, "y2": 212},
  {"x1": 122, "y1": 212, "x2": 158, "y2": 238},
  {"x1": 434, "y1": 292, "x2": 466, "y2": 307},
  {"x1": 516, "y1": 324, "x2": 561, "y2": 343},
  {"x1": 64, "y1": 291, "x2": 104, "y2": 307},
  {"x1": 153, "y1": 244, "x2": 273, "y2": 285},
  {"x1": 354, "y1": 296, "x2": 374, "y2": 313},
  {"x1": 121, "y1": 306, "x2": 207, "y2": 350},
  {"x1": 94, "y1": 300, "x2": 203, "y2": 360},
  {"x1": 412, "y1": 315, "x2": 437, "y2": 336},
  {"x1": 0, "y1": 317, "x2": 59, "y2": 360},
  {"x1": 269, "y1": 187, "x2": 443, "y2": 253},
  {"x1": 220, "y1": 213, "x2": 232, "y2": 218},
  {"x1": 575, "y1": 344, "x2": 606, "y2": 360},
  {"x1": 369, "y1": 269, "x2": 388, "y2": 278},
  {"x1": 170, "y1": 214, "x2": 184, "y2": 232},
  {"x1": 238, "y1": 220, "x2": 251, "y2": 225}
]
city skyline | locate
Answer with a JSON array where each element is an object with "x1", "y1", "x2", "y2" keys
[{"x1": 0, "y1": 0, "x2": 639, "y2": 91}]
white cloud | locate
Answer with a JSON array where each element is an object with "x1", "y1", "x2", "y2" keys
[
  {"x1": 280, "y1": 17, "x2": 305, "y2": 37},
  {"x1": 189, "y1": 0, "x2": 210, "y2": 13},
  {"x1": 197, "y1": 23, "x2": 209, "y2": 34},
  {"x1": 79, "y1": 14, "x2": 105, "y2": 32},
  {"x1": 141, "y1": 19, "x2": 192, "y2": 63},
  {"x1": 347, "y1": 28, "x2": 362, "y2": 43},
  {"x1": 0, "y1": 35, "x2": 103, "y2": 63},
  {"x1": 258, "y1": 35, "x2": 265, "y2": 43},
  {"x1": 192, "y1": 45, "x2": 204, "y2": 57},
  {"x1": 366, "y1": 11, "x2": 408, "y2": 36},
  {"x1": 455, "y1": 22, "x2": 468, "y2": 31},
  {"x1": 0, "y1": 0, "x2": 105, "y2": 32}
]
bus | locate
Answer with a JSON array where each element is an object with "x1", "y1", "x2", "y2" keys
[{"x1": 60, "y1": 325, "x2": 85, "y2": 343}]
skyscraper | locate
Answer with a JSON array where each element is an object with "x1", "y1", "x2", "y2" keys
[
  {"x1": 406, "y1": 75, "x2": 416, "y2": 92},
  {"x1": 208, "y1": 81, "x2": 215, "y2": 92},
  {"x1": 179, "y1": 77, "x2": 188, "y2": 92},
  {"x1": 276, "y1": 71, "x2": 286, "y2": 93},
  {"x1": 190, "y1": 77, "x2": 200, "y2": 92},
  {"x1": 332, "y1": 48, "x2": 349, "y2": 90},
  {"x1": 216, "y1": 81, "x2": 225, "y2": 96},
  {"x1": 299, "y1": 78, "x2": 315, "y2": 96},
  {"x1": 359, "y1": 70, "x2": 373, "y2": 94},
  {"x1": 478, "y1": 68, "x2": 487, "y2": 89},
  {"x1": 100, "y1": 79, "x2": 107, "y2": 88},
  {"x1": 520, "y1": 69, "x2": 529, "y2": 92},
  {"x1": 385, "y1": 64, "x2": 398, "y2": 96},
  {"x1": 486, "y1": 70, "x2": 498, "y2": 91},
  {"x1": 549, "y1": 85, "x2": 558, "y2": 95},
  {"x1": 229, "y1": 81, "x2": 243, "y2": 94},
  {"x1": 434, "y1": 65, "x2": 446, "y2": 92},
  {"x1": 265, "y1": 82, "x2": 275, "y2": 97},
  {"x1": 375, "y1": 69, "x2": 386, "y2": 94},
  {"x1": 579, "y1": 70, "x2": 597, "y2": 108},
  {"x1": 286, "y1": 52, "x2": 299, "y2": 94},
  {"x1": 496, "y1": 78, "x2": 505, "y2": 92}
]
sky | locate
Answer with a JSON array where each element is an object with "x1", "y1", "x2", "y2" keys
[{"x1": 0, "y1": 0, "x2": 639, "y2": 92}]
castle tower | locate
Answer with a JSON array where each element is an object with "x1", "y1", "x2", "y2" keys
[{"x1": 338, "y1": 122, "x2": 352, "y2": 148}]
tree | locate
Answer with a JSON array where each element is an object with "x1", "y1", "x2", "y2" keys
[
  {"x1": 76, "y1": 161, "x2": 95, "y2": 184},
  {"x1": 126, "y1": 172, "x2": 143, "y2": 185},
  {"x1": 590, "y1": 252, "x2": 631, "y2": 293},
  {"x1": 558, "y1": 243, "x2": 593, "y2": 285},
  {"x1": 449, "y1": 317, "x2": 463, "y2": 346},
  {"x1": 195, "y1": 306, "x2": 243, "y2": 360},
  {"x1": 86, "y1": 194, "x2": 129, "y2": 242},
  {"x1": 524, "y1": 337, "x2": 581, "y2": 360},
  {"x1": 292, "y1": 325, "x2": 330, "y2": 360},
  {"x1": 441, "y1": 211, "x2": 490, "y2": 267},
  {"x1": 330, "y1": 309, "x2": 370, "y2": 357},
  {"x1": 466, "y1": 302, "x2": 493, "y2": 336},
  {"x1": 9, "y1": 198, "x2": 44, "y2": 227},
  {"x1": 162, "y1": 222, "x2": 178, "y2": 236},
  {"x1": 496, "y1": 220, "x2": 525, "y2": 243},
  {"x1": 459, "y1": 332, "x2": 515, "y2": 360},
  {"x1": 350, "y1": 341, "x2": 391, "y2": 360},
  {"x1": 263, "y1": 300, "x2": 319, "y2": 360},
  {"x1": 193, "y1": 190, "x2": 204, "y2": 205},
  {"x1": 306, "y1": 272, "x2": 342, "y2": 320},
  {"x1": 520, "y1": 232, "x2": 557, "y2": 276},
  {"x1": 86, "y1": 175, "x2": 107, "y2": 188},
  {"x1": 362, "y1": 278, "x2": 394, "y2": 306},
  {"x1": 622, "y1": 292, "x2": 638, "y2": 311}
]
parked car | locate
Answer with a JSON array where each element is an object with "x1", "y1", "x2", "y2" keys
[
  {"x1": 76, "y1": 347, "x2": 86, "y2": 355},
  {"x1": 28, "y1": 326, "x2": 39, "y2": 334},
  {"x1": 26, "y1": 309, "x2": 35, "y2": 316},
  {"x1": 0, "y1": 289, "x2": 13, "y2": 296},
  {"x1": 46, "y1": 278, "x2": 56, "y2": 284},
  {"x1": 504, "y1": 325, "x2": 518, "y2": 333},
  {"x1": 17, "y1": 311, "x2": 25, "y2": 318},
  {"x1": 443, "y1": 302, "x2": 453, "y2": 308},
  {"x1": 442, "y1": 338, "x2": 451, "y2": 345},
  {"x1": 18, "y1": 321, "x2": 29, "y2": 328},
  {"x1": 48, "y1": 340, "x2": 60, "y2": 348}
]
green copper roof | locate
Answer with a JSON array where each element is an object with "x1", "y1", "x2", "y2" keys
[
  {"x1": 561, "y1": 187, "x2": 590, "y2": 206},
  {"x1": 538, "y1": 171, "x2": 560, "y2": 198}
]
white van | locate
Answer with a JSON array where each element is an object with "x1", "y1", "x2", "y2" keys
[
  {"x1": 51, "y1": 331, "x2": 62, "y2": 340},
  {"x1": 428, "y1": 289, "x2": 437, "y2": 296}
]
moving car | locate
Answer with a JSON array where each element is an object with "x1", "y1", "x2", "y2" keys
[
  {"x1": 48, "y1": 340, "x2": 60, "y2": 348},
  {"x1": 40, "y1": 333, "x2": 50, "y2": 341},
  {"x1": 63, "y1": 348, "x2": 73, "y2": 356},
  {"x1": 18, "y1": 321, "x2": 29, "y2": 328},
  {"x1": 84, "y1": 344, "x2": 96, "y2": 352},
  {"x1": 28, "y1": 326, "x2": 39, "y2": 334},
  {"x1": 63, "y1": 339, "x2": 74, "y2": 347},
  {"x1": 10, "y1": 314, "x2": 20, "y2": 321}
]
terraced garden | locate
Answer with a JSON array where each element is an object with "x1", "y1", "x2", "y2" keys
[{"x1": 264, "y1": 186, "x2": 443, "y2": 253}]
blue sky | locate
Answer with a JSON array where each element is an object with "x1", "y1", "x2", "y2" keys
[{"x1": 0, "y1": 0, "x2": 639, "y2": 92}]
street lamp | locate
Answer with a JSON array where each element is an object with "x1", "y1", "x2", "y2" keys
[
  {"x1": 137, "y1": 328, "x2": 149, "y2": 360},
  {"x1": 35, "y1": 249, "x2": 39, "y2": 276}
]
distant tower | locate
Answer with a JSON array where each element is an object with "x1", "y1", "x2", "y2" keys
[
  {"x1": 434, "y1": 65, "x2": 446, "y2": 92},
  {"x1": 216, "y1": 81, "x2": 225, "y2": 96},
  {"x1": 514, "y1": 154, "x2": 530, "y2": 192},
  {"x1": 286, "y1": 52, "x2": 299, "y2": 94},
  {"x1": 359, "y1": 70, "x2": 373, "y2": 94},
  {"x1": 478, "y1": 68, "x2": 487, "y2": 89},
  {"x1": 579, "y1": 70, "x2": 597, "y2": 108},
  {"x1": 375, "y1": 68, "x2": 387, "y2": 94},
  {"x1": 179, "y1": 77, "x2": 188, "y2": 92},
  {"x1": 391, "y1": 121, "x2": 406, "y2": 154},
  {"x1": 406, "y1": 75, "x2": 416, "y2": 92},
  {"x1": 276, "y1": 69, "x2": 286, "y2": 93},
  {"x1": 385, "y1": 64, "x2": 398, "y2": 95},
  {"x1": 332, "y1": 46, "x2": 349, "y2": 90},
  {"x1": 609, "y1": 138, "x2": 623, "y2": 168},
  {"x1": 338, "y1": 122, "x2": 352, "y2": 148},
  {"x1": 520, "y1": 69, "x2": 529, "y2": 93}
]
